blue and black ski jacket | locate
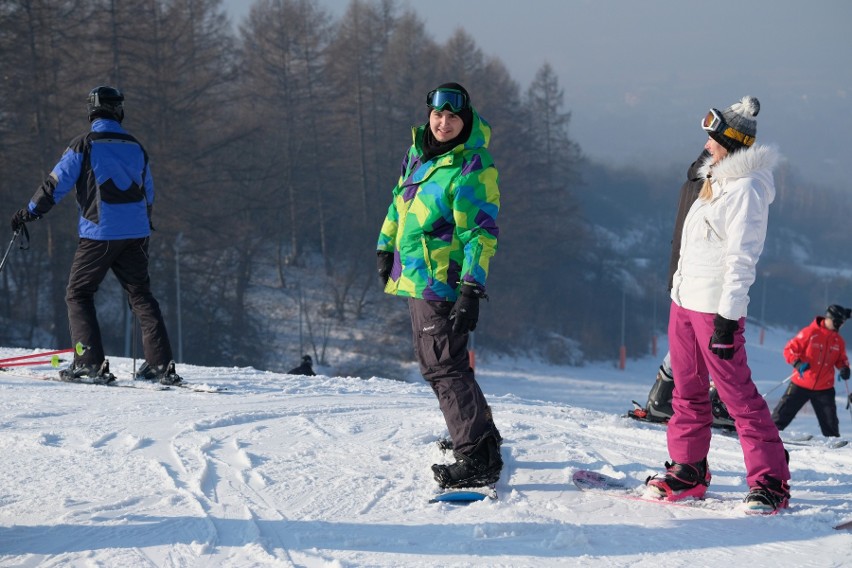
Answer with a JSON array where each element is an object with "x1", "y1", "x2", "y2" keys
[{"x1": 29, "y1": 118, "x2": 154, "y2": 240}]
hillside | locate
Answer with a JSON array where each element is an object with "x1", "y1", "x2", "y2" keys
[{"x1": 1, "y1": 325, "x2": 851, "y2": 567}]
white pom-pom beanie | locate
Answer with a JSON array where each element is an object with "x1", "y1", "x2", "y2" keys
[{"x1": 708, "y1": 95, "x2": 760, "y2": 152}]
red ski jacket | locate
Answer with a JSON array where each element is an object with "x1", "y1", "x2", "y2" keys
[{"x1": 783, "y1": 317, "x2": 849, "y2": 391}]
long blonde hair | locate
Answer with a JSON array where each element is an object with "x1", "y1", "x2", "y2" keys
[{"x1": 699, "y1": 176, "x2": 713, "y2": 201}]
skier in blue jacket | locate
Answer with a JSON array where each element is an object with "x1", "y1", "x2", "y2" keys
[{"x1": 10, "y1": 86, "x2": 181, "y2": 385}]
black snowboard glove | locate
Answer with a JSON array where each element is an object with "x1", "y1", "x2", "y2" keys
[
  {"x1": 376, "y1": 251, "x2": 393, "y2": 287},
  {"x1": 708, "y1": 314, "x2": 738, "y2": 360},
  {"x1": 10, "y1": 208, "x2": 39, "y2": 233},
  {"x1": 450, "y1": 285, "x2": 485, "y2": 334},
  {"x1": 840, "y1": 366, "x2": 850, "y2": 381}
]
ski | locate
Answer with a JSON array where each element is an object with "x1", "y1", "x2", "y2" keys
[
  {"x1": 784, "y1": 438, "x2": 847, "y2": 449},
  {"x1": 0, "y1": 369, "x2": 224, "y2": 393},
  {"x1": 834, "y1": 519, "x2": 852, "y2": 530},
  {"x1": 170, "y1": 381, "x2": 227, "y2": 394},
  {"x1": 0, "y1": 342, "x2": 87, "y2": 367},
  {"x1": 782, "y1": 434, "x2": 814, "y2": 442}
]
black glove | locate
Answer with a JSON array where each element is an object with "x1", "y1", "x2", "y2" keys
[
  {"x1": 10, "y1": 208, "x2": 39, "y2": 233},
  {"x1": 840, "y1": 366, "x2": 850, "y2": 381},
  {"x1": 450, "y1": 285, "x2": 485, "y2": 334},
  {"x1": 376, "y1": 251, "x2": 393, "y2": 287},
  {"x1": 708, "y1": 314, "x2": 738, "y2": 360}
]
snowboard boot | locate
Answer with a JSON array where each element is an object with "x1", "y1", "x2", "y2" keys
[
  {"x1": 645, "y1": 458, "x2": 711, "y2": 501},
  {"x1": 743, "y1": 475, "x2": 790, "y2": 514},
  {"x1": 709, "y1": 384, "x2": 736, "y2": 430},
  {"x1": 432, "y1": 434, "x2": 503, "y2": 489},
  {"x1": 645, "y1": 365, "x2": 675, "y2": 422},
  {"x1": 59, "y1": 360, "x2": 116, "y2": 385},
  {"x1": 436, "y1": 430, "x2": 503, "y2": 453},
  {"x1": 135, "y1": 360, "x2": 182, "y2": 385}
]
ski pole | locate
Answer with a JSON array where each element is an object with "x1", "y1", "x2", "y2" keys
[
  {"x1": 0, "y1": 228, "x2": 22, "y2": 275},
  {"x1": 0, "y1": 355, "x2": 65, "y2": 369},
  {"x1": 844, "y1": 379, "x2": 852, "y2": 423},
  {"x1": 131, "y1": 312, "x2": 138, "y2": 378},
  {"x1": 0, "y1": 342, "x2": 87, "y2": 366},
  {"x1": 761, "y1": 372, "x2": 794, "y2": 398}
]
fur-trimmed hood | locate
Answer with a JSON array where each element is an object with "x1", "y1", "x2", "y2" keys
[{"x1": 698, "y1": 144, "x2": 781, "y2": 202}]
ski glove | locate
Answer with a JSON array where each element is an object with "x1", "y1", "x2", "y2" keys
[
  {"x1": 793, "y1": 360, "x2": 810, "y2": 377},
  {"x1": 708, "y1": 314, "x2": 738, "y2": 360},
  {"x1": 376, "y1": 251, "x2": 393, "y2": 287},
  {"x1": 10, "y1": 208, "x2": 39, "y2": 233},
  {"x1": 450, "y1": 285, "x2": 485, "y2": 334},
  {"x1": 840, "y1": 366, "x2": 850, "y2": 381}
]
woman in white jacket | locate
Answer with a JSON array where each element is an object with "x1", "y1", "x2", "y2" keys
[{"x1": 646, "y1": 96, "x2": 790, "y2": 514}]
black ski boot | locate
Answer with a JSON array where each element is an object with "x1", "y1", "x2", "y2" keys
[
  {"x1": 432, "y1": 434, "x2": 503, "y2": 489},
  {"x1": 59, "y1": 360, "x2": 116, "y2": 385},
  {"x1": 135, "y1": 360, "x2": 182, "y2": 385}
]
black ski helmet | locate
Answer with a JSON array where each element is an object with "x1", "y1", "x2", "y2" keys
[
  {"x1": 87, "y1": 86, "x2": 124, "y2": 123},
  {"x1": 826, "y1": 304, "x2": 851, "y2": 328}
]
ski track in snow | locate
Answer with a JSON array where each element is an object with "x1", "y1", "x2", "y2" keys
[{"x1": 1, "y1": 328, "x2": 852, "y2": 567}]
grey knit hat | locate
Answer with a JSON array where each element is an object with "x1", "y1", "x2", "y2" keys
[{"x1": 707, "y1": 96, "x2": 759, "y2": 153}]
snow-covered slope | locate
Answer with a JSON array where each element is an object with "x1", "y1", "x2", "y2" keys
[{"x1": 1, "y1": 325, "x2": 850, "y2": 567}]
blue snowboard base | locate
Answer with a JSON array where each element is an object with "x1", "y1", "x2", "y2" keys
[{"x1": 430, "y1": 486, "x2": 497, "y2": 504}]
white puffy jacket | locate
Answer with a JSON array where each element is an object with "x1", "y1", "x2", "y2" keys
[{"x1": 671, "y1": 144, "x2": 780, "y2": 320}]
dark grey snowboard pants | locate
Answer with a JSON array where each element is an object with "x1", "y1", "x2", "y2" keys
[
  {"x1": 66, "y1": 237, "x2": 173, "y2": 367},
  {"x1": 771, "y1": 382, "x2": 839, "y2": 437},
  {"x1": 408, "y1": 298, "x2": 500, "y2": 455}
]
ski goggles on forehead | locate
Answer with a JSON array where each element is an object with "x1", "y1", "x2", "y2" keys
[{"x1": 426, "y1": 89, "x2": 469, "y2": 112}]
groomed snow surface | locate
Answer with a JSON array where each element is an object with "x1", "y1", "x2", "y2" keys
[{"x1": 1, "y1": 325, "x2": 851, "y2": 567}]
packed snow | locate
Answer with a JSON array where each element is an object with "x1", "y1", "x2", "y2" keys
[{"x1": 1, "y1": 324, "x2": 851, "y2": 567}]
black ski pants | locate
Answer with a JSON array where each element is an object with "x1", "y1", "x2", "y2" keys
[
  {"x1": 66, "y1": 237, "x2": 173, "y2": 367},
  {"x1": 408, "y1": 298, "x2": 500, "y2": 456},
  {"x1": 771, "y1": 382, "x2": 839, "y2": 437}
]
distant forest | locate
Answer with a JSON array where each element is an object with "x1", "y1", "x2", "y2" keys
[{"x1": 1, "y1": 0, "x2": 849, "y2": 370}]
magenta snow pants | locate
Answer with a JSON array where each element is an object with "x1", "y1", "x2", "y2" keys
[{"x1": 667, "y1": 303, "x2": 789, "y2": 488}]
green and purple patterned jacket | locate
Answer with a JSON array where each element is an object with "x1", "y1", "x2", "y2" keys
[{"x1": 377, "y1": 108, "x2": 500, "y2": 302}]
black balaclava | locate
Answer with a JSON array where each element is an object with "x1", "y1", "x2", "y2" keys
[{"x1": 421, "y1": 82, "x2": 474, "y2": 162}]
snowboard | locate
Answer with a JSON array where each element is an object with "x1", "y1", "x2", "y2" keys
[
  {"x1": 430, "y1": 438, "x2": 500, "y2": 503},
  {"x1": 571, "y1": 469, "x2": 739, "y2": 513},
  {"x1": 572, "y1": 470, "x2": 695, "y2": 508},
  {"x1": 572, "y1": 470, "x2": 797, "y2": 516},
  {"x1": 430, "y1": 485, "x2": 497, "y2": 504},
  {"x1": 626, "y1": 402, "x2": 736, "y2": 432}
]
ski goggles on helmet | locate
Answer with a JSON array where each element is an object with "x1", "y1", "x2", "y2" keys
[
  {"x1": 701, "y1": 108, "x2": 756, "y2": 147},
  {"x1": 426, "y1": 88, "x2": 469, "y2": 113}
]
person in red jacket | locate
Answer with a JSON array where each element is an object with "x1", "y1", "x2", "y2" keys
[{"x1": 772, "y1": 304, "x2": 851, "y2": 437}]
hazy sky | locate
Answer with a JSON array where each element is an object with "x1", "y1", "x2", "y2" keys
[{"x1": 223, "y1": 0, "x2": 852, "y2": 187}]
